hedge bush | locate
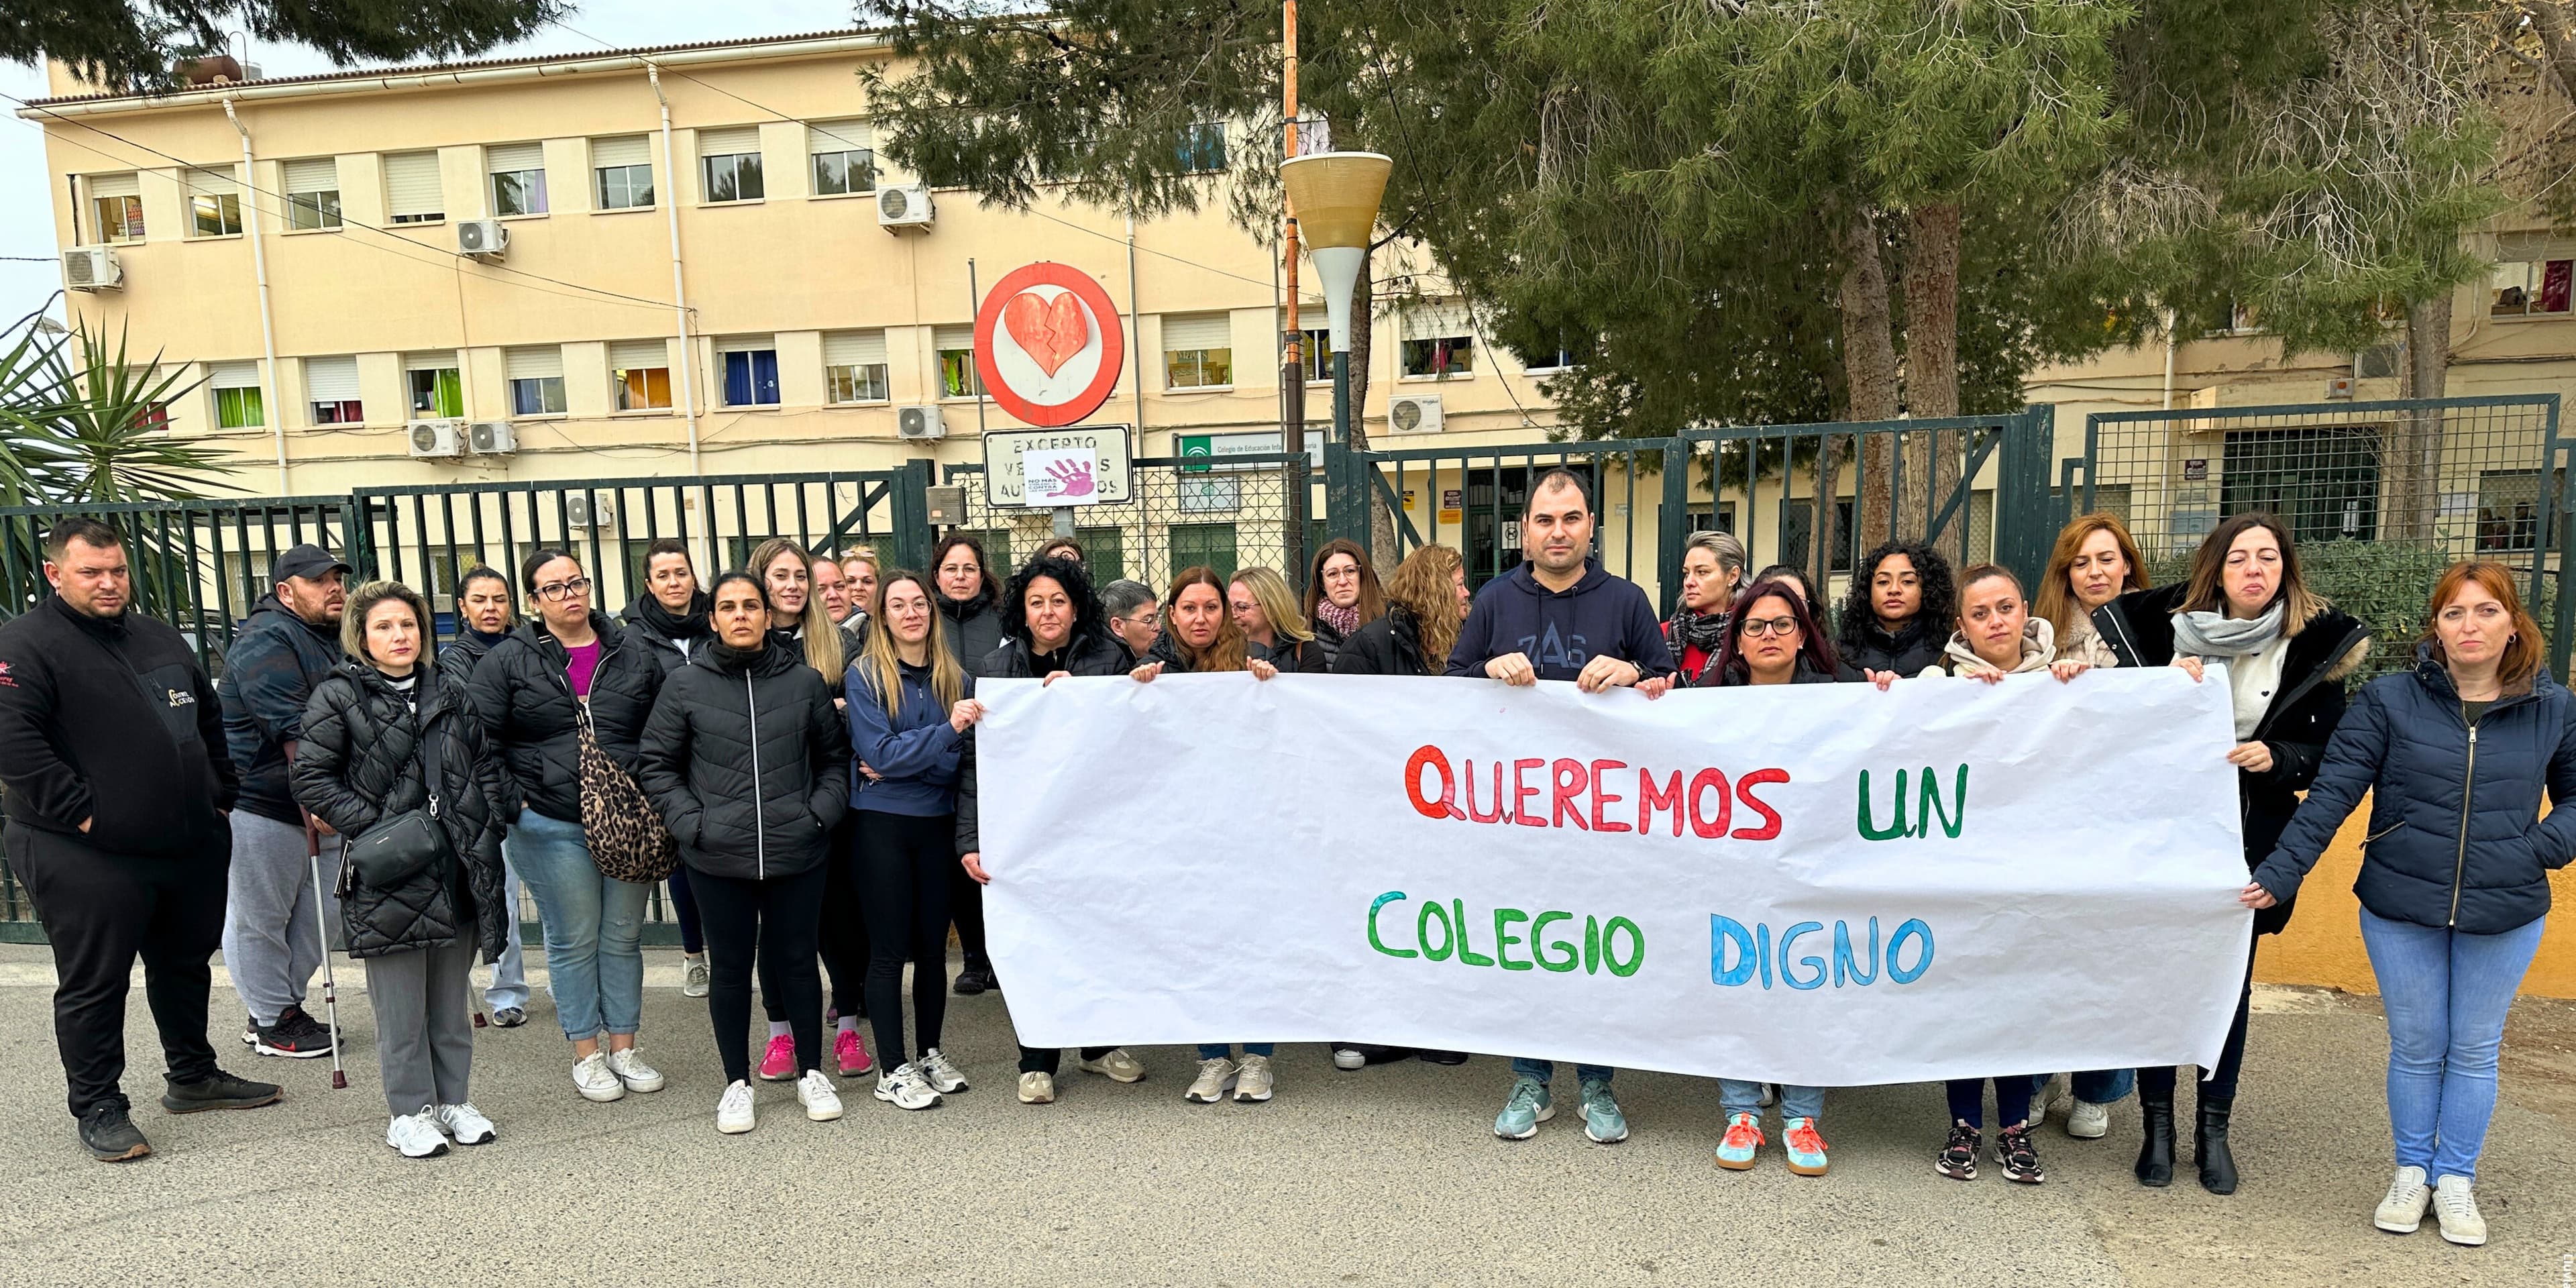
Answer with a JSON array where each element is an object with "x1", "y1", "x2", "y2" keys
[{"x1": 2145, "y1": 543, "x2": 2553, "y2": 682}]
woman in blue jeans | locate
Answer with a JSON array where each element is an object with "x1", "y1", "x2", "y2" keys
[
  {"x1": 2249, "y1": 562, "x2": 2575, "y2": 1248},
  {"x1": 467, "y1": 549, "x2": 669, "y2": 1104}
]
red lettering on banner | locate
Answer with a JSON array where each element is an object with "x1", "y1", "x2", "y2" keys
[
  {"x1": 1733, "y1": 767, "x2": 1790, "y2": 840},
  {"x1": 1688, "y1": 768, "x2": 1731, "y2": 839},
  {"x1": 1397, "y1": 746, "x2": 1790, "y2": 844},
  {"x1": 1513, "y1": 759, "x2": 1548, "y2": 828},
  {"x1": 1639, "y1": 769, "x2": 1684, "y2": 836},
  {"x1": 1551, "y1": 759, "x2": 1590, "y2": 830},
  {"x1": 1590, "y1": 760, "x2": 1629, "y2": 833},
  {"x1": 1405, "y1": 745, "x2": 1461, "y2": 820}
]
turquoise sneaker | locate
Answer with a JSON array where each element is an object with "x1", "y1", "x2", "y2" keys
[
  {"x1": 1493, "y1": 1076, "x2": 1554, "y2": 1139},
  {"x1": 1782, "y1": 1116, "x2": 1829, "y2": 1176},
  {"x1": 1580, "y1": 1078, "x2": 1628, "y2": 1143},
  {"x1": 1715, "y1": 1111, "x2": 1764, "y2": 1169}
]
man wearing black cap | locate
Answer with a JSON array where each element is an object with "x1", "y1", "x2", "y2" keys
[
  {"x1": 0, "y1": 519, "x2": 280, "y2": 1160},
  {"x1": 217, "y1": 542, "x2": 350, "y2": 1059}
]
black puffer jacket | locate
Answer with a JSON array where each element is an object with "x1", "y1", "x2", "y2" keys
[
  {"x1": 2254, "y1": 649, "x2": 2576, "y2": 934},
  {"x1": 635, "y1": 637, "x2": 851, "y2": 881},
  {"x1": 437, "y1": 627, "x2": 509, "y2": 678},
  {"x1": 954, "y1": 631, "x2": 1130, "y2": 858},
  {"x1": 2225, "y1": 606, "x2": 2372, "y2": 935},
  {"x1": 464, "y1": 612, "x2": 665, "y2": 824},
  {"x1": 292, "y1": 661, "x2": 511, "y2": 961},
  {"x1": 2090, "y1": 584, "x2": 2189, "y2": 669},
  {"x1": 1334, "y1": 607, "x2": 1438, "y2": 678},
  {"x1": 1311, "y1": 616, "x2": 1354, "y2": 669},
  {"x1": 1711, "y1": 654, "x2": 1860, "y2": 686},
  {"x1": 1252, "y1": 635, "x2": 1332, "y2": 674},
  {"x1": 1841, "y1": 616, "x2": 1943, "y2": 677},
  {"x1": 940, "y1": 589, "x2": 1006, "y2": 678}
]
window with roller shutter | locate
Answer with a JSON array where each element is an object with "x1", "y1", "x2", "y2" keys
[
  {"x1": 609, "y1": 338, "x2": 672, "y2": 411},
  {"x1": 1162, "y1": 313, "x2": 1232, "y2": 390},
  {"x1": 505, "y1": 345, "x2": 567, "y2": 415},
  {"x1": 488, "y1": 142, "x2": 547, "y2": 217},
  {"x1": 385, "y1": 152, "x2": 443, "y2": 224},
  {"x1": 810, "y1": 121, "x2": 875, "y2": 197},
  {"x1": 593, "y1": 136, "x2": 653, "y2": 210},
  {"x1": 208, "y1": 361, "x2": 263, "y2": 428},
  {"x1": 305, "y1": 355, "x2": 362, "y2": 424},
  {"x1": 283, "y1": 158, "x2": 340, "y2": 230},
  {"x1": 186, "y1": 166, "x2": 241, "y2": 237},
  {"x1": 86, "y1": 172, "x2": 144, "y2": 243},
  {"x1": 934, "y1": 324, "x2": 982, "y2": 398},
  {"x1": 405, "y1": 351, "x2": 464, "y2": 419},
  {"x1": 698, "y1": 126, "x2": 765, "y2": 203},
  {"x1": 1401, "y1": 301, "x2": 1476, "y2": 379},
  {"x1": 717, "y1": 335, "x2": 779, "y2": 407},
  {"x1": 822, "y1": 330, "x2": 890, "y2": 403}
]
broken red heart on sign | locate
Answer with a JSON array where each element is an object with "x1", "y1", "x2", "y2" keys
[{"x1": 1002, "y1": 290, "x2": 1091, "y2": 378}]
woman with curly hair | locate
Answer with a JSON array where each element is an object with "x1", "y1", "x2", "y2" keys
[{"x1": 1838, "y1": 541, "x2": 1955, "y2": 679}]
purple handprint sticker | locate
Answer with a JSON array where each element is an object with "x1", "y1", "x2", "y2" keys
[{"x1": 1044, "y1": 456, "x2": 1097, "y2": 499}]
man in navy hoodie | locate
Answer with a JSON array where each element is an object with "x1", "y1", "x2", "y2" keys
[{"x1": 1446, "y1": 468, "x2": 1673, "y2": 1146}]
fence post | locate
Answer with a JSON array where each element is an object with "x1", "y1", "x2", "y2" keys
[
  {"x1": 1657, "y1": 441, "x2": 1688, "y2": 616},
  {"x1": 892, "y1": 459, "x2": 934, "y2": 572}
]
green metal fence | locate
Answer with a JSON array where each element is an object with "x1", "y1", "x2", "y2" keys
[{"x1": 941, "y1": 453, "x2": 1311, "y2": 589}]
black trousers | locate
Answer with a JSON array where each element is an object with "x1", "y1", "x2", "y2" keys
[
  {"x1": 819, "y1": 813, "x2": 870, "y2": 1017},
  {"x1": 1020, "y1": 1045, "x2": 1116, "y2": 1075},
  {"x1": 7, "y1": 822, "x2": 227, "y2": 1118},
  {"x1": 951, "y1": 856, "x2": 990, "y2": 974},
  {"x1": 692, "y1": 862, "x2": 827, "y2": 1087},
  {"x1": 2140, "y1": 947, "x2": 2256, "y2": 1104},
  {"x1": 857, "y1": 809, "x2": 953, "y2": 1070}
]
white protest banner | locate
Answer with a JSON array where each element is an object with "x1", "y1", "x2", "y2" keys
[{"x1": 977, "y1": 669, "x2": 2251, "y2": 1087}]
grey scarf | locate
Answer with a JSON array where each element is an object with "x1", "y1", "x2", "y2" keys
[{"x1": 2169, "y1": 600, "x2": 2284, "y2": 658}]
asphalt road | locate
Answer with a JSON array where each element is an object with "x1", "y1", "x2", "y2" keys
[{"x1": 0, "y1": 946, "x2": 2569, "y2": 1288}]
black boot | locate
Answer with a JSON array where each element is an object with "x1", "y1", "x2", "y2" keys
[
  {"x1": 2196, "y1": 1098, "x2": 2239, "y2": 1195},
  {"x1": 2135, "y1": 1087, "x2": 2175, "y2": 1187}
]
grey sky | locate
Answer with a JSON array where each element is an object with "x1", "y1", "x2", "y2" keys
[{"x1": 0, "y1": 3, "x2": 863, "y2": 327}]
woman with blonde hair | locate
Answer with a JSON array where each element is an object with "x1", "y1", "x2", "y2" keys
[
  {"x1": 747, "y1": 537, "x2": 845, "y2": 688},
  {"x1": 846, "y1": 570, "x2": 986, "y2": 1111},
  {"x1": 1666, "y1": 530, "x2": 1748, "y2": 686},
  {"x1": 2035, "y1": 513, "x2": 2144, "y2": 667},
  {"x1": 1228, "y1": 566, "x2": 1330, "y2": 673},
  {"x1": 1334, "y1": 545, "x2": 1470, "y2": 679}
]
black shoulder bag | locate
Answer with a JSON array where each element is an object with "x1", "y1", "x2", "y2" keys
[{"x1": 345, "y1": 710, "x2": 451, "y2": 889}]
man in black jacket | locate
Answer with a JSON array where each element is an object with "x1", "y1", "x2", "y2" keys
[
  {"x1": 0, "y1": 519, "x2": 280, "y2": 1161},
  {"x1": 217, "y1": 543, "x2": 350, "y2": 1059}
]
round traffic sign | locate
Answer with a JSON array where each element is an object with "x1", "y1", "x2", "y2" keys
[{"x1": 973, "y1": 262, "x2": 1127, "y2": 428}]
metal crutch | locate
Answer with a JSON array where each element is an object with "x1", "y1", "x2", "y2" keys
[{"x1": 303, "y1": 814, "x2": 349, "y2": 1090}]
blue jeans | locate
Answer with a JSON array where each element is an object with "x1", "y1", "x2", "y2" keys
[
  {"x1": 2359, "y1": 906, "x2": 2546, "y2": 1185},
  {"x1": 1510, "y1": 1057, "x2": 1613, "y2": 1086},
  {"x1": 2071, "y1": 1068, "x2": 2134, "y2": 1104},
  {"x1": 478, "y1": 854, "x2": 529, "y2": 1012},
  {"x1": 509, "y1": 810, "x2": 648, "y2": 1042},
  {"x1": 1197, "y1": 1044, "x2": 1275, "y2": 1059},
  {"x1": 1719, "y1": 1079, "x2": 1822, "y2": 1121}
]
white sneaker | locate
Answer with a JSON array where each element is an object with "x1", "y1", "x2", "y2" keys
[
  {"x1": 572, "y1": 1051, "x2": 626, "y2": 1102},
  {"x1": 1078, "y1": 1048, "x2": 1146, "y2": 1083},
  {"x1": 434, "y1": 1102, "x2": 495, "y2": 1145},
  {"x1": 1332, "y1": 1046, "x2": 1367, "y2": 1071},
  {"x1": 874, "y1": 1063, "x2": 941, "y2": 1110},
  {"x1": 797, "y1": 1069, "x2": 844, "y2": 1122},
  {"x1": 2031, "y1": 1074, "x2": 2063, "y2": 1128},
  {"x1": 2374, "y1": 1165, "x2": 2430, "y2": 1233},
  {"x1": 1020, "y1": 1071, "x2": 1056, "y2": 1104},
  {"x1": 1234, "y1": 1054, "x2": 1275, "y2": 1103},
  {"x1": 1757, "y1": 1083, "x2": 1777, "y2": 1108},
  {"x1": 606, "y1": 1046, "x2": 666, "y2": 1093},
  {"x1": 681, "y1": 954, "x2": 711, "y2": 1000},
  {"x1": 716, "y1": 1079, "x2": 755, "y2": 1134},
  {"x1": 1185, "y1": 1057, "x2": 1238, "y2": 1104},
  {"x1": 918, "y1": 1046, "x2": 969, "y2": 1093},
  {"x1": 2063, "y1": 1099, "x2": 2110, "y2": 1140},
  {"x1": 386, "y1": 1108, "x2": 450, "y2": 1158},
  {"x1": 2432, "y1": 1175, "x2": 2486, "y2": 1246}
]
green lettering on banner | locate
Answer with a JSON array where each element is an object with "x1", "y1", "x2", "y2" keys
[
  {"x1": 1418, "y1": 900, "x2": 1455, "y2": 962},
  {"x1": 1532, "y1": 912, "x2": 1578, "y2": 972},
  {"x1": 1368, "y1": 892, "x2": 1417, "y2": 959},
  {"x1": 1582, "y1": 915, "x2": 1601, "y2": 975},
  {"x1": 1858, "y1": 767, "x2": 1911, "y2": 841},
  {"x1": 1452, "y1": 899, "x2": 1496, "y2": 967},
  {"x1": 1493, "y1": 908, "x2": 1533, "y2": 971},
  {"x1": 1602, "y1": 916, "x2": 1646, "y2": 977}
]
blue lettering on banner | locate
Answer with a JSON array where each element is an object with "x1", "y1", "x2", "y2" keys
[{"x1": 1711, "y1": 914, "x2": 1935, "y2": 989}]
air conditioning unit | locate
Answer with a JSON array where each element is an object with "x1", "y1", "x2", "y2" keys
[
  {"x1": 1387, "y1": 392, "x2": 1446, "y2": 435},
  {"x1": 468, "y1": 420, "x2": 517, "y2": 455},
  {"x1": 455, "y1": 219, "x2": 508, "y2": 258},
  {"x1": 877, "y1": 184, "x2": 934, "y2": 232},
  {"x1": 566, "y1": 494, "x2": 616, "y2": 530},
  {"x1": 896, "y1": 403, "x2": 946, "y2": 440},
  {"x1": 407, "y1": 420, "x2": 463, "y2": 459},
  {"x1": 64, "y1": 247, "x2": 123, "y2": 292}
]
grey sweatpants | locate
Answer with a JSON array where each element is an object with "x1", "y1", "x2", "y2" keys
[
  {"x1": 364, "y1": 940, "x2": 476, "y2": 1117},
  {"x1": 222, "y1": 811, "x2": 341, "y2": 1028}
]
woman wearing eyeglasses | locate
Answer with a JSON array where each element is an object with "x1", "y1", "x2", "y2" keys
[
  {"x1": 1303, "y1": 539, "x2": 1387, "y2": 669},
  {"x1": 466, "y1": 549, "x2": 670, "y2": 1106}
]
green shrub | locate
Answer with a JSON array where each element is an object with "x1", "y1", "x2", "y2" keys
[{"x1": 2146, "y1": 542, "x2": 2554, "y2": 681}]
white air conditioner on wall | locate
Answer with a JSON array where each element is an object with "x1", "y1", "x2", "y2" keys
[
  {"x1": 64, "y1": 247, "x2": 123, "y2": 292},
  {"x1": 566, "y1": 494, "x2": 616, "y2": 530},
  {"x1": 897, "y1": 404, "x2": 946, "y2": 439},
  {"x1": 468, "y1": 420, "x2": 517, "y2": 455},
  {"x1": 1387, "y1": 393, "x2": 1446, "y2": 435},
  {"x1": 408, "y1": 421, "x2": 463, "y2": 458},
  {"x1": 877, "y1": 184, "x2": 934, "y2": 232},
  {"x1": 455, "y1": 219, "x2": 507, "y2": 258}
]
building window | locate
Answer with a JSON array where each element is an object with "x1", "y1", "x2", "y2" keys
[
  {"x1": 488, "y1": 143, "x2": 548, "y2": 217},
  {"x1": 1162, "y1": 313, "x2": 1233, "y2": 390},
  {"x1": 1169, "y1": 523, "x2": 1239, "y2": 581},
  {"x1": 592, "y1": 136, "x2": 653, "y2": 209},
  {"x1": 1776, "y1": 498, "x2": 1856, "y2": 574},
  {"x1": 1514, "y1": 337, "x2": 1576, "y2": 372},
  {"x1": 406, "y1": 357, "x2": 464, "y2": 419},
  {"x1": 2222, "y1": 426, "x2": 2380, "y2": 545},
  {"x1": 699, "y1": 127, "x2": 765, "y2": 203},
  {"x1": 823, "y1": 330, "x2": 891, "y2": 403},
  {"x1": 720, "y1": 341, "x2": 780, "y2": 407},
  {"x1": 2491, "y1": 259, "x2": 2573, "y2": 319},
  {"x1": 283, "y1": 158, "x2": 341, "y2": 231},
  {"x1": 810, "y1": 121, "x2": 876, "y2": 196},
  {"x1": 1173, "y1": 121, "x2": 1227, "y2": 174},
  {"x1": 87, "y1": 173, "x2": 144, "y2": 243},
  {"x1": 1301, "y1": 327, "x2": 1334, "y2": 382},
  {"x1": 305, "y1": 355, "x2": 362, "y2": 423},
  {"x1": 1401, "y1": 303, "x2": 1475, "y2": 378},
  {"x1": 186, "y1": 167, "x2": 242, "y2": 237},
  {"x1": 1074, "y1": 526, "x2": 1127, "y2": 580},
  {"x1": 610, "y1": 339, "x2": 671, "y2": 411},
  {"x1": 505, "y1": 345, "x2": 566, "y2": 415},
  {"x1": 209, "y1": 362, "x2": 263, "y2": 428},
  {"x1": 2477, "y1": 469, "x2": 2554, "y2": 553},
  {"x1": 385, "y1": 152, "x2": 444, "y2": 224},
  {"x1": 934, "y1": 324, "x2": 983, "y2": 398}
]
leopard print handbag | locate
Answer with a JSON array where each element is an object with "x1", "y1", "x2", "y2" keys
[{"x1": 574, "y1": 702, "x2": 678, "y2": 884}]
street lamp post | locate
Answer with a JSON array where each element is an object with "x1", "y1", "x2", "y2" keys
[{"x1": 1280, "y1": 152, "x2": 1391, "y2": 540}]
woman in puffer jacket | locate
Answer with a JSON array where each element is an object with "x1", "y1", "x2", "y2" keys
[
  {"x1": 2247, "y1": 563, "x2": 2575, "y2": 1248},
  {"x1": 636, "y1": 572, "x2": 853, "y2": 1136},
  {"x1": 292, "y1": 580, "x2": 511, "y2": 1160}
]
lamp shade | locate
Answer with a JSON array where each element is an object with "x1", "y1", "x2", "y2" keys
[{"x1": 1282, "y1": 151, "x2": 1391, "y2": 251}]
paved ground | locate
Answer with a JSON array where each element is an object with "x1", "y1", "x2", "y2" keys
[{"x1": 0, "y1": 945, "x2": 2570, "y2": 1288}]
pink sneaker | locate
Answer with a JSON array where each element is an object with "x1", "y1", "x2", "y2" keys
[
  {"x1": 835, "y1": 1029, "x2": 873, "y2": 1078},
  {"x1": 757, "y1": 1034, "x2": 796, "y2": 1081}
]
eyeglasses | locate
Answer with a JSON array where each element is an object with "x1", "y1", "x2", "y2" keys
[
  {"x1": 1739, "y1": 616, "x2": 1799, "y2": 638},
  {"x1": 535, "y1": 577, "x2": 592, "y2": 602}
]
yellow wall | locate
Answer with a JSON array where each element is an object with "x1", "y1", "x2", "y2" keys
[{"x1": 2255, "y1": 792, "x2": 2576, "y2": 998}]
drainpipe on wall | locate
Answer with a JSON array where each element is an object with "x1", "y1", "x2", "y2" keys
[
  {"x1": 1128, "y1": 215, "x2": 1145, "y2": 435},
  {"x1": 2161, "y1": 307, "x2": 2178, "y2": 411},
  {"x1": 648, "y1": 65, "x2": 702, "y2": 474},
  {"x1": 222, "y1": 97, "x2": 289, "y2": 495}
]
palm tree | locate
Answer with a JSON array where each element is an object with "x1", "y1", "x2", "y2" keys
[{"x1": 0, "y1": 303, "x2": 233, "y2": 504}]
